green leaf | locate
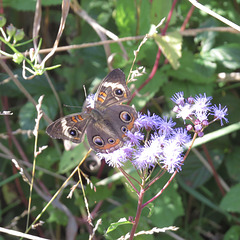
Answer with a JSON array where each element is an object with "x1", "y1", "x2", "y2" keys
[
  {"x1": 115, "y1": 0, "x2": 136, "y2": 37},
  {"x1": 220, "y1": 183, "x2": 240, "y2": 213},
  {"x1": 59, "y1": 143, "x2": 88, "y2": 173},
  {"x1": 37, "y1": 147, "x2": 60, "y2": 170},
  {"x1": 47, "y1": 207, "x2": 68, "y2": 226},
  {"x1": 154, "y1": 32, "x2": 182, "y2": 70},
  {"x1": 224, "y1": 226, "x2": 240, "y2": 240},
  {"x1": 178, "y1": 149, "x2": 224, "y2": 189},
  {"x1": 139, "y1": 0, "x2": 151, "y2": 35},
  {"x1": 145, "y1": 174, "x2": 184, "y2": 227},
  {"x1": 130, "y1": 69, "x2": 167, "y2": 110},
  {"x1": 225, "y1": 148, "x2": 240, "y2": 182},
  {"x1": 2, "y1": 0, "x2": 62, "y2": 11},
  {"x1": 165, "y1": 50, "x2": 216, "y2": 84},
  {"x1": 106, "y1": 218, "x2": 133, "y2": 234},
  {"x1": 0, "y1": 69, "x2": 53, "y2": 98},
  {"x1": 194, "y1": 18, "x2": 218, "y2": 53},
  {"x1": 18, "y1": 95, "x2": 58, "y2": 130},
  {"x1": 163, "y1": 79, "x2": 214, "y2": 106},
  {"x1": 210, "y1": 44, "x2": 240, "y2": 69},
  {"x1": 151, "y1": 0, "x2": 173, "y2": 25}
]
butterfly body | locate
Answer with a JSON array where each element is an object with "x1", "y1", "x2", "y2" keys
[{"x1": 46, "y1": 69, "x2": 138, "y2": 153}]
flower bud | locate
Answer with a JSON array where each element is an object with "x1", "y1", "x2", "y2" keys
[
  {"x1": 172, "y1": 105, "x2": 180, "y2": 113},
  {"x1": 0, "y1": 15, "x2": 6, "y2": 28},
  {"x1": 6, "y1": 24, "x2": 16, "y2": 39},
  {"x1": 194, "y1": 124, "x2": 202, "y2": 132},
  {"x1": 14, "y1": 29, "x2": 25, "y2": 43},
  {"x1": 186, "y1": 124, "x2": 193, "y2": 131},
  {"x1": 187, "y1": 96, "x2": 194, "y2": 104},
  {"x1": 198, "y1": 132, "x2": 204, "y2": 137},
  {"x1": 29, "y1": 48, "x2": 35, "y2": 62},
  {"x1": 13, "y1": 53, "x2": 24, "y2": 64},
  {"x1": 194, "y1": 119, "x2": 201, "y2": 125},
  {"x1": 202, "y1": 120, "x2": 209, "y2": 126}
]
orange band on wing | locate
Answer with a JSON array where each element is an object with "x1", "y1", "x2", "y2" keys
[
  {"x1": 98, "y1": 138, "x2": 121, "y2": 151},
  {"x1": 97, "y1": 91, "x2": 107, "y2": 103},
  {"x1": 97, "y1": 97, "x2": 105, "y2": 103},
  {"x1": 77, "y1": 115, "x2": 83, "y2": 121},
  {"x1": 71, "y1": 116, "x2": 78, "y2": 123},
  {"x1": 127, "y1": 115, "x2": 136, "y2": 131},
  {"x1": 100, "y1": 92, "x2": 107, "y2": 97}
]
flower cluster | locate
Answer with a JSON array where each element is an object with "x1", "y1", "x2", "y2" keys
[
  {"x1": 171, "y1": 92, "x2": 228, "y2": 136},
  {"x1": 97, "y1": 92, "x2": 228, "y2": 174}
]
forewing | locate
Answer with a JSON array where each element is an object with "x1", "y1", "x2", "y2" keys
[{"x1": 94, "y1": 69, "x2": 131, "y2": 108}]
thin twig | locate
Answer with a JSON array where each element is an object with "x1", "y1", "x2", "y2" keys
[
  {"x1": 25, "y1": 149, "x2": 92, "y2": 234},
  {"x1": 0, "y1": 27, "x2": 237, "y2": 60},
  {"x1": 189, "y1": 0, "x2": 240, "y2": 32}
]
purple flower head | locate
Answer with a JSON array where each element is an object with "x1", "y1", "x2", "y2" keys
[
  {"x1": 198, "y1": 132, "x2": 204, "y2": 137},
  {"x1": 202, "y1": 120, "x2": 209, "y2": 127},
  {"x1": 211, "y1": 104, "x2": 228, "y2": 126},
  {"x1": 187, "y1": 96, "x2": 195, "y2": 104},
  {"x1": 171, "y1": 92, "x2": 228, "y2": 137},
  {"x1": 172, "y1": 128, "x2": 191, "y2": 146},
  {"x1": 134, "y1": 111, "x2": 161, "y2": 131},
  {"x1": 132, "y1": 133, "x2": 166, "y2": 170},
  {"x1": 193, "y1": 93, "x2": 212, "y2": 113},
  {"x1": 133, "y1": 144, "x2": 156, "y2": 170},
  {"x1": 158, "y1": 116, "x2": 176, "y2": 136},
  {"x1": 97, "y1": 145, "x2": 133, "y2": 168},
  {"x1": 194, "y1": 124, "x2": 202, "y2": 132},
  {"x1": 171, "y1": 92, "x2": 185, "y2": 106},
  {"x1": 176, "y1": 103, "x2": 192, "y2": 121},
  {"x1": 195, "y1": 110, "x2": 208, "y2": 123},
  {"x1": 126, "y1": 130, "x2": 144, "y2": 146},
  {"x1": 85, "y1": 94, "x2": 95, "y2": 108},
  {"x1": 160, "y1": 139, "x2": 184, "y2": 173}
]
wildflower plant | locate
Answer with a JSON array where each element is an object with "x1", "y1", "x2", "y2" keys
[
  {"x1": 96, "y1": 91, "x2": 228, "y2": 238},
  {"x1": 0, "y1": 15, "x2": 61, "y2": 79}
]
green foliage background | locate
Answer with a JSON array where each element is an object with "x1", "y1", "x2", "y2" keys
[{"x1": 1, "y1": 0, "x2": 240, "y2": 239}]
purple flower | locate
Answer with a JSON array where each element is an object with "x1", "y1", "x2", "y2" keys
[
  {"x1": 158, "y1": 116, "x2": 176, "y2": 136},
  {"x1": 195, "y1": 110, "x2": 208, "y2": 122},
  {"x1": 160, "y1": 139, "x2": 184, "y2": 173},
  {"x1": 97, "y1": 145, "x2": 133, "y2": 168},
  {"x1": 172, "y1": 128, "x2": 191, "y2": 145},
  {"x1": 192, "y1": 93, "x2": 212, "y2": 113},
  {"x1": 211, "y1": 104, "x2": 228, "y2": 126},
  {"x1": 176, "y1": 103, "x2": 192, "y2": 121},
  {"x1": 171, "y1": 92, "x2": 185, "y2": 106},
  {"x1": 85, "y1": 94, "x2": 95, "y2": 108},
  {"x1": 171, "y1": 92, "x2": 228, "y2": 136},
  {"x1": 126, "y1": 130, "x2": 144, "y2": 146},
  {"x1": 132, "y1": 134, "x2": 165, "y2": 170},
  {"x1": 134, "y1": 111, "x2": 161, "y2": 131}
]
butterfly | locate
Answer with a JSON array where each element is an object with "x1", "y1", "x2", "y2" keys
[{"x1": 46, "y1": 69, "x2": 138, "y2": 153}]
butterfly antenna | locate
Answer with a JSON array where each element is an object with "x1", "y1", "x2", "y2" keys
[
  {"x1": 63, "y1": 104, "x2": 82, "y2": 110},
  {"x1": 83, "y1": 85, "x2": 87, "y2": 99}
]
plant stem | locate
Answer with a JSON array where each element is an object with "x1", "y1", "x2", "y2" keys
[{"x1": 129, "y1": 186, "x2": 145, "y2": 240}]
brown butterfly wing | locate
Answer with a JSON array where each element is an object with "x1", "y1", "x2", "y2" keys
[
  {"x1": 94, "y1": 69, "x2": 131, "y2": 109},
  {"x1": 46, "y1": 113, "x2": 90, "y2": 143}
]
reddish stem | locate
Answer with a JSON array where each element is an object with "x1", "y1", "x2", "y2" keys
[
  {"x1": 180, "y1": 5, "x2": 195, "y2": 31},
  {"x1": 202, "y1": 144, "x2": 225, "y2": 196},
  {"x1": 129, "y1": 186, "x2": 145, "y2": 240},
  {"x1": 142, "y1": 132, "x2": 198, "y2": 208},
  {"x1": 128, "y1": 0, "x2": 178, "y2": 104}
]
